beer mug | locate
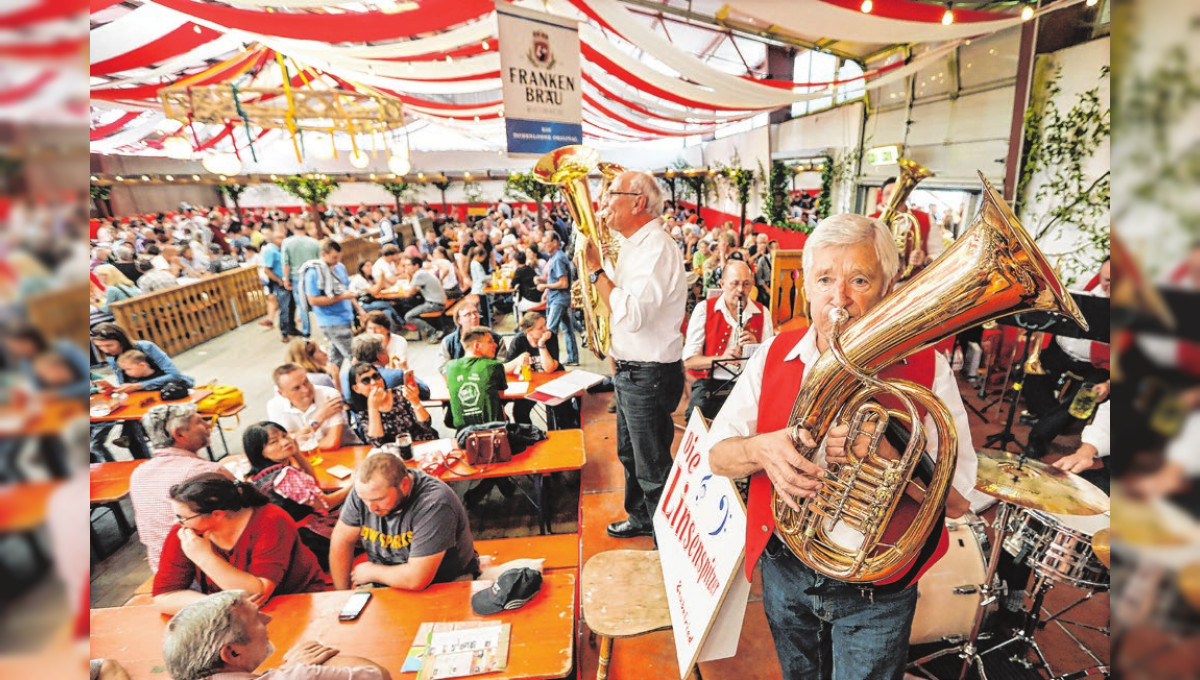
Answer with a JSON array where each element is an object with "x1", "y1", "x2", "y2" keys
[{"x1": 1068, "y1": 382, "x2": 1100, "y2": 419}]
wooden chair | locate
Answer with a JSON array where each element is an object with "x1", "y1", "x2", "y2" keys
[{"x1": 581, "y1": 549, "x2": 701, "y2": 680}]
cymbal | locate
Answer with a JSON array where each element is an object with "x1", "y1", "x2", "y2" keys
[
  {"x1": 975, "y1": 449, "x2": 1110, "y2": 515},
  {"x1": 1092, "y1": 528, "x2": 1110, "y2": 568}
]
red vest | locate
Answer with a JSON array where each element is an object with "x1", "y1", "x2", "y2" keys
[
  {"x1": 870, "y1": 208, "x2": 932, "y2": 257},
  {"x1": 687, "y1": 296, "x2": 767, "y2": 379},
  {"x1": 743, "y1": 329, "x2": 949, "y2": 586}
]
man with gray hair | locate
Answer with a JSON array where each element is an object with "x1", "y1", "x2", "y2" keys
[
  {"x1": 129, "y1": 403, "x2": 233, "y2": 572},
  {"x1": 707, "y1": 213, "x2": 978, "y2": 680},
  {"x1": 163, "y1": 590, "x2": 390, "y2": 680},
  {"x1": 581, "y1": 169, "x2": 687, "y2": 539}
]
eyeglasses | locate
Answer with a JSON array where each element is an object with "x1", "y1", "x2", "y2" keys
[
  {"x1": 175, "y1": 511, "x2": 207, "y2": 525},
  {"x1": 607, "y1": 191, "x2": 641, "y2": 197}
]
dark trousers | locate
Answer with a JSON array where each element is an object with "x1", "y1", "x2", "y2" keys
[
  {"x1": 685, "y1": 377, "x2": 734, "y2": 421},
  {"x1": 760, "y1": 536, "x2": 918, "y2": 680},
  {"x1": 1024, "y1": 343, "x2": 1108, "y2": 456},
  {"x1": 269, "y1": 281, "x2": 295, "y2": 337},
  {"x1": 613, "y1": 359, "x2": 684, "y2": 527}
]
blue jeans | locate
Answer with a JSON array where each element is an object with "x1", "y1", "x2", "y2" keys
[
  {"x1": 613, "y1": 359, "x2": 684, "y2": 527},
  {"x1": 291, "y1": 280, "x2": 311, "y2": 337},
  {"x1": 546, "y1": 299, "x2": 578, "y2": 364},
  {"x1": 362, "y1": 299, "x2": 404, "y2": 329},
  {"x1": 270, "y1": 281, "x2": 295, "y2": 336},
  {"x1": 760, "y1": 536, "x2": 918, "y2": 680},
  {"x1": 405, "y1": 300, "x2": 446, "y2": 339}
]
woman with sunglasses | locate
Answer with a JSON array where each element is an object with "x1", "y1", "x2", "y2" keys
[
  {"x1": 243, "y1": 421, "x2": 351, "y2": 568},
  {"x1": 153, "y1": 473, "x2": 328, "y2": 615},
  {"x1": 347, "y1": 362, "x2": 437, "y2": 448}
]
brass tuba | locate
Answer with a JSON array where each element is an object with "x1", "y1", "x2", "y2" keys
[
  {"x1": 772, "y1": 173, "x2": 1088, "y2": 583},
  {"x1": 878, "y1": 158, "x2": 935, "y2": 279},
  {"x1": 533, "y1": 145, "x2": 624, "y2": 359}
]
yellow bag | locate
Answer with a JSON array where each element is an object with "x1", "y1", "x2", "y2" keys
[{"x1": 196, "y1": 385, "x2": 244, "y2": 416}]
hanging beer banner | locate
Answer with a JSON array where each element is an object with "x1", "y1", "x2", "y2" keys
[{"x1": 496, "y1": 1, "x2": 582, "y2": 155}]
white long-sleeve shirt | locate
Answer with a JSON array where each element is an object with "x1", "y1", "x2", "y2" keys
[
  {"x1": 605, "y1": 217, "x2": 687, "y2": 363},
  {"x1": 1080, "y1": 400, "x2": 1109, "y2": 458}
]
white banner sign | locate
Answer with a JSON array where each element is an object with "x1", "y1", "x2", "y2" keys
[
  {"x1": 654, "y1": 411, "x2": 751, "y2": 678},
  {"x1": 496, "y1": 1, "x2": 582, "y2": 155}
]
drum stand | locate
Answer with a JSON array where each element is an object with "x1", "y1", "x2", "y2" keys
[{"x1": 908, "y1": 503, "x2": 1016, "y2": 680}]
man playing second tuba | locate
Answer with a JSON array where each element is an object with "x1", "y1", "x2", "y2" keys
[{"x1": 709, "y1": 214, "x2": 977, "y2": 680}]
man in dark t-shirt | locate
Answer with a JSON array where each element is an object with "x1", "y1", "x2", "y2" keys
[
  {"x1": 446, "y1": 327, "x2": 508, "y2": 428},
  {"x1": 329, "y1": 454, "x2": 479, "y2": 590}
]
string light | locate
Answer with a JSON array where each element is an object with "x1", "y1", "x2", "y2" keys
[
  {"x1": 1085, "y1": 0, "x2": 1097, "y2": 5},
  {"x1": 1020, "y1": 3, "x2": 1034, "y2": 20},
  {"x1": 941, "y1": 4, "x2": 955, "y2": 25},
  {"x1": 860, "y1": 0, "x2": 873, "y2": 12},
  {"x1": 482, "y1": 40, "x2": 489, "y2": 50}
]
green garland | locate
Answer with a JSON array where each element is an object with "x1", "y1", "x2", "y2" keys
[{"x1": 817, "y1": 155, "x2": 834, "y2": 222}]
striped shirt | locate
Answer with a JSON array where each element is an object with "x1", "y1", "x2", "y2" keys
[{"x1": 129, "y1": 447, "x2": 233, "y2": 572}]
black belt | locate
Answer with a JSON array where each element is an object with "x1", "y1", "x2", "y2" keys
[{"x1": 613, "y1": 359, "x2": 681, "y2": 370}]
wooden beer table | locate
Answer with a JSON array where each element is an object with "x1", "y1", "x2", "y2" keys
[
  {"x1": 89, "y1": 459, "x2": 148, "y2": 556},
  {"x1": 314, "y1": 429, "x2": 586, "y2": 535},
  {"x1": 89, "y1": 571, "x2": 577, "y2": 680},
  {"x1": 90, "y1": 389, "x2": 214, "y2": 460},
  {"x1": 89, "y1": 389, "x2": 213, "y2": 423}
]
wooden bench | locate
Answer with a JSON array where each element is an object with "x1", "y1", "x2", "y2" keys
[{"x1": 475, "y1": 533, "x2": 580, "y2": 573}]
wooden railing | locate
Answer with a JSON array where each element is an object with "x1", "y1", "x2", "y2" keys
[
  {"x1": 339, "y1": 234, "x2": 381, "y2": 276},
  {"x1": 110, "y1": 267, "x2": 269, "y2": 356},
  {"x1": 29, "y1": 282, "x2": 90, "y2": 349}
]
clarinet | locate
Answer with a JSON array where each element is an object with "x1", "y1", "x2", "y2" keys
[{"x1": 734, "y1": 296, "x2": 744, "y2": 358}]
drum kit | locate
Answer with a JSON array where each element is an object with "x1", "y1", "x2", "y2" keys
[{"x1": 908, "y1": 449, "x2": 1111, "y2": 680}]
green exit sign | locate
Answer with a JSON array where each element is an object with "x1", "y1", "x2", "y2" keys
[{"x1": 866, "y1": 145, "x2": 901, "y2": 166}]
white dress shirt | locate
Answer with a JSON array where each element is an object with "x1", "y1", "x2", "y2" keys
[
  {"x1": 605, "y1": 217, "x2": 687, "y2": 363},
  {"x1": 1080, "y1": 400, "x2": 1109, "y2": 459},
  {"x1": 266, "y1": 384, "x2": 358, "y2": 447},
  {"x1": 708, "y1": 328, "x2": 979, "y2": 503}
]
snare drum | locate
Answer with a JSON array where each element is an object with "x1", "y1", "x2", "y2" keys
[
  {"x1": 911, "y1": 514, "x2": 993, "y2": 645},
  {"x1": 1004, "y1": 508, "x2": 1109, "y2": 590}
]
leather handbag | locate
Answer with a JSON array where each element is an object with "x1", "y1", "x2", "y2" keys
[{"x1": 462, "y1": 426, "x2": 512, "y2": 466}]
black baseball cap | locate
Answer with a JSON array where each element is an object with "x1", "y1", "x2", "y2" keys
[{"x1": 470, "y1": 568, "x2": 543, "y2": 615}]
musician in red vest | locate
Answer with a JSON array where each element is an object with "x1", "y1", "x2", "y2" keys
[
  {"x1": 1024, "y1": 258, "x2": 1110, "y2": 458},
  {"x1": 709, "y1": 214, "x2": 976, "y2": 680},
  {"x1": 870, "y1": 176, "x2": 942, "y2": 276},
  {"x1": 682, "y1": 261, "x2": 775, "y2": 420}
]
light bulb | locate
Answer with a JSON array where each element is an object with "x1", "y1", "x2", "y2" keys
[
  {"x1": 1085, "y1": 0, "x2": 1097, "y2": 5},
  {"x1": 348, "y1": 150, "x2": 370, "y2": 169},
  {"x1": 162, "y1": 136, "x2": 193, "y2": 160},
  {"x1": 1021, "y1": 4, "x2": 1034, "y2": 20},
  {"x1": 860, "y1": 0, "x2": 872, "y2": 12},
  {"x1": 942, "y1": 6, "x2": 954, "y2": 24},
  {"x1": 388, "y1": 155, "x2": 411, "y2": 175}
]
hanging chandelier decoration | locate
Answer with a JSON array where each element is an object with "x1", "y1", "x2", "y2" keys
[{"x1": 159, "y1": 51, "x2": 406, "y2": 164}]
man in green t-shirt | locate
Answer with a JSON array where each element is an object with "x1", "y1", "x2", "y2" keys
[{"x1": 446, "y1": 327, "x2": 508, "y2": 428}]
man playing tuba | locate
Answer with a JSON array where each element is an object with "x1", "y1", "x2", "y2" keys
[{"x1": 709, "y1": 214, "x2": 977, "y2": 680}]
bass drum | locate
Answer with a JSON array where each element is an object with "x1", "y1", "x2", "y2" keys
[{"x1": 911, "y1": 513, "x2": 993, "y2": 645}]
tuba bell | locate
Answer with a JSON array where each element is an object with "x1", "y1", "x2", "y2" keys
[
  {"x1": 772, "y1": 173, "x2": 1088, "y2": 583},
  {"x1": 878, "y1": 158, "x2": 935, "y2": 279},
  {"x1": 533, "y1": 145, "x2": 624, "y2": 360}
]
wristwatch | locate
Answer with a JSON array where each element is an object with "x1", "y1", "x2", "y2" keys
[{"x1": 589, "y1": 268, "x2": 605, "y2": 284}]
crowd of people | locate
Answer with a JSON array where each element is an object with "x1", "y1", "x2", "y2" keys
[{"x1": 76, "y1": 170, "x2": 1145, "y2": 680}]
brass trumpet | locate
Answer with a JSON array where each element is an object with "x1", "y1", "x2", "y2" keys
[
  {"x1": 772, "y1": 173, "x2": 1088, "y2": 583},
  {"x1": 878, "y1": 158, "x2": 935, "y2": 279}
]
